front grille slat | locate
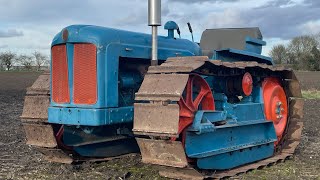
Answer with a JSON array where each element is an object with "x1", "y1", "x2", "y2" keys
[
  {"x1": 73, "y1": 44, "x2": 97, "y2": 105},
  {"x1": 52, "y1": 45, "x2": 70, "y2": 103}
]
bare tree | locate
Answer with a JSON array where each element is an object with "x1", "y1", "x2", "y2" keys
[
  {"x1": 309, "y1": 46, "x2": 320, "y2": 71},
  {"x1": 33, "y1": 51, "x2": 48, "y2": 71},
  {"x1": 0, "y1": 51, "x2": 16, "y2": 71},
  {"x1": 17, "y1": 54, "x2": 34, "y2": 70},
  {"x1": 269, "y1": 44, "x2": 288, "y2": 64},
  {"x1": 315, "y1": 32, "x2": 320, "y2": 48},
  {"x1": 287, "y1": 35, "x2": 319, "y2": 70}
]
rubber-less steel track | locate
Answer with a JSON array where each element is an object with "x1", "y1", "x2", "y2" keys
[
  {"x1": 20, "y1": 72, "x2": 137, "y2": 164},
  {"x1": 21, "y1": 56, "x2": 303, "y2": 179},
  {"x1": 20, "y1": 72, "x2": 75, "y2": 164},
  {"x1": 133, "y1": 56, "x2": 304, "y2": 179}
]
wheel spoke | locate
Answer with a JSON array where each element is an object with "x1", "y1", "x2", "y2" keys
[
  {"x1": 193, "y1": 88, "x2": 210, "y2": 109},
  {"x1": 177, "y1": 117, "x2": 193, "y2": 135},
  {"x1": 176, "y1": 74, "x2": 215, "y2": 144},
  {"x1": 185, "y1": 76, "x2": 195, "y2": 110},
  {"x1": 178, "y1": 98, "x2": 194, "y2": 118}
]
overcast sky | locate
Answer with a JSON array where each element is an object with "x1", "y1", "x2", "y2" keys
[{"x1": 0, "y1": 0, "x2": 319, "y2": 56}]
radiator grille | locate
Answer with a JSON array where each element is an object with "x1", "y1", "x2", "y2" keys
[
  {"x1": 73, "y1": 43, "x2": 97, "y2": 104},
  {"x1": 51, "y1": 45, "x2": 70, "y2": 103}
]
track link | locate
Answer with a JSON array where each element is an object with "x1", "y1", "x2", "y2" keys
[
  {"x1": 20, "y1": 72, "x2": 74, "y2": 164},
  {"x1": 21, "y1": 72, "x2": 138, "y2": 164},
  {"x1": 133, "y1": 56, "x2": 304, "y2": 179}
]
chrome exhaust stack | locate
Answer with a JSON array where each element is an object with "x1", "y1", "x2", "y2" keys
[{"x1": 148, "y1": 0, "x2": 161, "y2": 66}]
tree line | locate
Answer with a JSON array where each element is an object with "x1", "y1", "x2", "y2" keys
[
  {"x1": 269, "y1": 34, "x2": 320, "y2": 71},
  {"x1": 1, "y1": 35, "x2": 319, "y2": 71},
  {"x1": 0, "y1": 51, "x2": 49, "y2": 71}
]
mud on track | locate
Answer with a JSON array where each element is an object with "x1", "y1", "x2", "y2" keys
[{"x1": 0, "y1": 71, "x2": 319, "y2": 179}]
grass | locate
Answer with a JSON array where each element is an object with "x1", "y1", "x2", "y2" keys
[
  {"x1": 302, "y1": 90, "x2": 320, "y2": 99},
  {"x1": 239, "y1": 158, "x2": 320, "y2": 180}
]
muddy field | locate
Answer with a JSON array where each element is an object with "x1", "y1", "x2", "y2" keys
[
  {"x1": 295, "y1": 71, "x2": 320, "y2": 90},
  {"x1": 0, "y1": 71, "x2": 319, "y2": 180}
]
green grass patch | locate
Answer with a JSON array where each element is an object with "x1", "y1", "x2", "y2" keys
[{"x1": 302, "y1": 90, "x2": 320, "y2": 99}]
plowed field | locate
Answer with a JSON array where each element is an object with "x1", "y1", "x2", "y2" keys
[{"x1": 0, "y1": 71, "x2": 319, "y2": 180}]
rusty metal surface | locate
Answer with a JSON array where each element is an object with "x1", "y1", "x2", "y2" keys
[
  {"x1": 134, "y1": 56, "x2": 304, "y2": 179},
  {"x1": 20, "y1": 73, "x2": 75, "y2": 164},
  {"x1": 136, "y1": 138, "x2": 188, "y2": 168},
  {"x1": 20, "y1": 95, "x2": 49, "y2": 121},
  {"x1": 207, "y1": 60, "x2": 290, "y2": 72},
  {"x1": 148, "y1": 66, "x2": 195, "y2": 73},
  {"x1": 133, "y1": 103, "x2": 180, "y2": 135},
  {"x1": 148, "y1": 57, "x2": 207, "y2": 74},
  {"x1": 23, "y1": 123, "x2": 57, "y2": 148},
  {"x1": 37, "y1": 148, "x2": 73, "y2": 164},
  {"x1": 158, "y1": 166, "x2": 203, "y2": 180},
  {"x1": 135, "y1": 74, "x2": 189, "y2": 101},
  {"x1": 74, "y1": 153, "x2": 138, "y2": 163},
  {"x1": 289, "y1": 98, "x2": 304, "y2": 119},
  {"x1": 26, "y1": 73, "x2": 50, "y2": 95},
  {"x1": 284, "y1": 79, "x2": 302, "y2": 97},
  {"x1": 166, "y1": 56, "x2": 209, "y2": 62}
]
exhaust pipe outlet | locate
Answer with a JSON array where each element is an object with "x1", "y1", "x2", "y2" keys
[{"x1": 148, "y1": 0, "x2": 161, "y2": 66}]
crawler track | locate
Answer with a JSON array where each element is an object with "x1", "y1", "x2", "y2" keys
[
  {"x1": 20, "y1": 56, "x2": 304, "y2": 179},
  {"x1": 20, "y1": 72, "x2": 75, "y2": 163},
  {"x1": 133, "y1": 56, "x2": 304, "y2": 179},
  {"x1": 20, "y1": 73, "x2": 136, "y2": 164}
]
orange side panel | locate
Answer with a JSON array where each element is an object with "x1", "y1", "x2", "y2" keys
[
  {"x1": 51, "y1": 45, "x2": 70, "y2": 103},
  {"x1": 73, "y1": 44, "x2": 97, "y2": 105}
]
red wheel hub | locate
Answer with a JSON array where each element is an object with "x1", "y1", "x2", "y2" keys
[
  {"x1": 262, "y1": 77, "x2": 288, "y2": 145},
  {"x1": 242, "y1": 72, "x2": 253, "y2": 96},
  {"x1": 176, "y1": 74, "x2": 215, "y2": 142}
]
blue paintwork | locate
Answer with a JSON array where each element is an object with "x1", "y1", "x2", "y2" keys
[
  {"x1": 164, "y1": 21, "x2": 179, "y2": 38},
  {"x1": 245, "y1": 36, "x2": 266, "y2": 54},
  {"x1": 47, "y1": 22, "x2": 279, "y2": 168},
  {"x1": 186, "y1": 121, "x2": 276, "y2": 158},
  {"x1": 212, "y1": 48, "x2": 273, "y2": 65},
  {"x1": 211, "y1": 35, "x2": 272, "y2": 65},
  {"x1": 188, "y1": 110, "x2": 227, "y2": 134},
  {"x1": 48, "y1": 106, "x2": 133, "y2": 126},
  {"x1": 49, "y1": 24, "x2": 201, "y2": 126},
  {"x1": 197, "y1": 143, "x2": 274, "y2": 169},
  {"x1": 184, "y1": 77, "x2": 277, "y2": 169}
]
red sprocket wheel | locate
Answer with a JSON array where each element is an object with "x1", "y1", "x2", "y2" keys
[
  {"x1": 175, "y1": 74, "x2": 215, "y2": 143},
  {"x1": 242, "y1": 72, "x2": 253, "y2": 96},
  {"x1": 262, "y1": 77, "x2": 288, "y2": 145}
]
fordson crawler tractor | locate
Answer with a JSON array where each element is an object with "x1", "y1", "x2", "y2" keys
[{"x1": 21, "y1": 0, "x2": 304, "y2": 179}]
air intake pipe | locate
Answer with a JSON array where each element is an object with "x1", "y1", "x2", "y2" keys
[{"x1": 148, "y1": 0, "x2": 161, "y2": 66}]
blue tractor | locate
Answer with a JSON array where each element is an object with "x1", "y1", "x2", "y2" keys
[{"x1": 21, "y1": 1, "x2": 304, "y2": 178}]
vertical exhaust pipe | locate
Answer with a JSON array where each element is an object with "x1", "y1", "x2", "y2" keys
[{"x1": 148, "y1": 0, "x2": 161, "y2": 66}]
